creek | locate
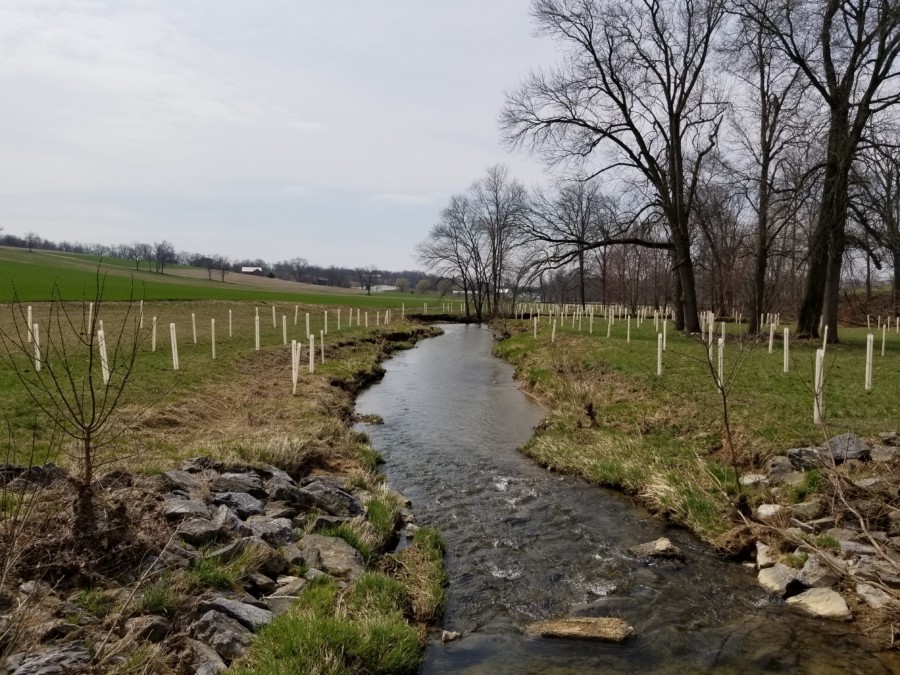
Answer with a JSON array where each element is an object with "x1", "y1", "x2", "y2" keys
[{"x1": 356, "y1": 324, "x2": 897, "y2": 674}]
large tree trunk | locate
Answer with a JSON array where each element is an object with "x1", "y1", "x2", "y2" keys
[
  {"x1": 578, "y1": 250, "x2": 586, "y2": 309},
  {"x1": 671, "y1": 227, "x2": 700, "y2": 332},
  {"x1": 893, "y1": 249, "x2": 900, "y2": 317}
]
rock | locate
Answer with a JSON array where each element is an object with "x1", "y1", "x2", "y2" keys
[
  {"x1": 211, "y1": 505, "x2": 254, "y2": 538},
  {"x1": 246, "y1": 573, "x2": 277, "y2": 595},
  {"x1": 213, "y1": 492, "x2": 264, "y2": 519},
  {"x1": 300, "y1": 475, "x2": 349, "y2": 490},
  {"x1": 177, "y1": 518, "x2": 222, "y2": 546},
  {"x1": 161, "y1": 543, "x2": 198, "y2": 568},
  {"x1": 211, "y1": 473, "x2": 266, "y2": 499},
  {"x1": 247, "y1": 516, "x2": 295, "y2": 546},
  {"x1": 192, "y1": 610, "x2": 252, "y2": 660},
  {"x1": 15, "y1": 463, "x2": 68, "y2": 487},
  {"x1": 786, "y1": 588, "x2": 851, "y2": 621},
  {"x1": 871, "y1": 445, "x2": 899, "y2": 463},
  {"x1": 767, "y1": 455, "x2": 793, "y2": 476},
  {"x1": 164, "y1": 498, "x2": 210, "y2": 520},
  {"x1": 6, "y1": 645, "x2": 92, "y2": 674},
  {"x1": 756, "y1": 504, "x2": 785, "y2": 521},
  {"x1": 265, "y1": 501, "x2": 298, "y2": 520},
  {"x1": 628, "y1": 537, "x2": 685, "y2": 560},
  {"x1": 301, "y1": 483, "x2": 363, "y2": 517},
  {"x1": 790, "y1": 500, "x2": 823, "y2": 521},
  {"x1": 756, "y1": 542, "x2": 778, "y2": 569},
  {"x1": 198, "y1": 598, "x2": 273, "y2": 633},
  {"x1": 182, "y1": 456, "x2": 223, "y2": 473},
  {"x1": 879, "y1": 432, "x2": 900, "y2": 447},
  {"x1": 161, "y1": 469, "x2": 199, "y2": 493},
  {"x1": 299, "y1": 534, "x2": 365, "y2": 578},
  {"x1": 309, "y1": 515, "x2": 351, "y2": 532},
  {"x1": 267, "y1": 477, "x2": 310, "y2": 504},
  {"x1": 797, "y1": 553, "x2": 843, "y2": 588},
  {"x1": 822, "y1": 433, "x2": 870, "y2": 463},
  {"x1": 739, "y1": 473, "x2": 768, "y2": 487},
  {"x1": 441, "y1": 630, "x2": 461, "y2": 642},
  {"x1": 265, "y1": 595, "x2": 298, "y2": 616},
  {"x1": 524, "y1": 617, "x2": 633, "y2": 643},
  {"x1": 276, "y1": 577, "x2": 307, "y2": 596},
  {"x1": 209, "y1": 536, "x2": 287, "y2": 578},
  {"x1": 856, "y1": 583, "x2": 893, "y2": 609},
  {"x1": 804, "y1": 517, "x2": 835, "y2": 533},
  {"x1": 399, "y1": 508, "x2": 415, "y2": 524},
  {"x1": 850, "y1": 556, "x2": 900, "y2": 588},
  {"x1": 757, "y1": 563, "x2": 800, "y2": 596},
  {"x1": 304, "y1": 568, "x2": 327, "y2": 581},
  {"x1": 786, "y1": 447, "x2": 823, "y2": 470},
  {"x1": 825, "y1": 527, "x2": 859, "y2": 543},
  {"x1": 188, "y1": 638, "x2": 227, "y2": 674},
  {"x1": 125, "y1": 615, "x2": 171, "y2": 643},
  {"x1": 280, "y1": 543, "x2": 306, "y2": 567},
  {"x1": 839, "y1": 540, "x2": 878, "y2": 557},
  {"x1": 96, "y1": 469, "x2": 133, "y2": 489}
]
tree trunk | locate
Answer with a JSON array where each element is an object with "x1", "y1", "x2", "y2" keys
[
  {"x1": 894, "y1": 249, "x2": 900, "y2": 317},
  {"x1": 578, "y1": 250, "x2": 586, "y2": 309}
]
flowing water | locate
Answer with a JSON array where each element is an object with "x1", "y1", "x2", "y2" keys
[{"x1": 356, "y1": 324, "x2": 898, "y2": 674}]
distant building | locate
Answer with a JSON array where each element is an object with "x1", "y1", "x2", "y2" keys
[
  {"x1": 241, "y1": 267, "x2": 263, "y2": 275},
  {"x1": 371, "y1": 284, "x2": 399, "y2": 293}
]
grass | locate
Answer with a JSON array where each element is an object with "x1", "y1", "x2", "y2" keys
[
  {"x1": 496, "y1": 314, "x2": 900, "y2": 546},
  {"x1": 139, "y1": 579, "x2": 179, "y2": 616},
  {"x1": 784, "y1": 551, "x2": 809, "y2": 569},
  {"x1": 233, "y1": 575, "x2": 423, "y2": 675},
  {"x1": 393, "y1": 527, "x2": 447, "y2": 624},
  {"x1": 321, "y1": 523, "x2": 376, "y2": 562},
  {"x1": 73, "y1": 588, "x2": 116, "y2": 618}
]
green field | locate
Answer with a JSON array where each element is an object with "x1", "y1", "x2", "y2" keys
[
  {"x1": 0, "y1": 247, "x2": 430, "y2": 308},
  {"x1": 497, "y1": 313, "x2": 900, "y2": 544}
]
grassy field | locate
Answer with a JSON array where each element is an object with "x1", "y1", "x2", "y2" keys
[
  {"x1": 496, "y1": 314, "x2": 900, "y2": 546},
  {"x1": 0, "y1": 247, "x2": 440, "y2": 308}
]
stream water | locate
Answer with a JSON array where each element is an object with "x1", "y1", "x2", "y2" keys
[{"x1": 356, "y1": 324, "x2": 898, "y2": 674}]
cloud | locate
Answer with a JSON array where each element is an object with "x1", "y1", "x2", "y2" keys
[{"x1": 372, "y1": 193, "x2": 434, "y2": 206}]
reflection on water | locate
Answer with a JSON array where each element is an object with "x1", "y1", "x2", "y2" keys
[{"x1": 356, "y1": 324, "x2": 898, "y2": 674}]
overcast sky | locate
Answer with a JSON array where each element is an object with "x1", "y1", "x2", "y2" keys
[{"x1": 0, "y1": 1, "x2": 559, "y2": 270}]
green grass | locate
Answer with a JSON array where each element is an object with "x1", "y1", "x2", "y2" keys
[
  {"x1": 321, "y1": 524, "x2": 375, "y2": 562},
  {"x1": 139, "y1": 579, "x2": 179, "y2": 615},
  {"x1": 496, "y1": 314, "x2": 900, "y2": 545},
  {"x1": 233, "y1": 575, "x2": 422, "y2": 675},
  {"x1": 73, "y1": 588, "x2": 116, "y2": 618}
]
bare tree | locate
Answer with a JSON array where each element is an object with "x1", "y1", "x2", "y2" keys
[
  {"x1": 741, "y1": 0, "x2": 900, "y2": 341},
  {"x1": 284, "y1": 257, "x2": 308, "y2": 282},
  {"x1": 153, "y1": 240, "x2": 175, "y2": 274},
  {"x1": 23, "y1": 232, "x2": 40, "y2": 253},
  {"x1": 395, "y1": 277, "x2": 410, "y2": 293},
  {"x1": 502, "y1": 0, "x2": 729, "y2": 332},
  {"x1": 356, "y1": 266, "x2": 379, "y2": 295},
  {"x1": 213, "y1": 254, "x2": 231, "y2": 282}
]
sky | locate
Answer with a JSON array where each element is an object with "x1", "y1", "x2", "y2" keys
[{"x1": 0, "y1": 0, "x2": 559, "y2": 270}]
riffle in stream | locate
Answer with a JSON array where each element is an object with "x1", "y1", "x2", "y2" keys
[{"x1": 356, "y1": 324, "x2": 898, "y2": 674}]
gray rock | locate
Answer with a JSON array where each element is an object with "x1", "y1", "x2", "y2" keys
[
  {"x1": 856, "y1": 583, "x2": 893, "y2": 609},
  {"x1": 739, "y1": 473, "x2": 768, "y2": 487},
  {"x1": 308, "y1": 515, "x2": 350, "y2": 532},
  {"x1": 871, "y1": 445, "x2": 899, "y2": 463},
  {"x1": 854, "y1": 477, "x2": 899, "y2": 499},
  {"x1": 198, "y1": 598, "x2": 273, "y2": 633},
  {"x1": 209, "y1": 536, "x2": 287, "y2": 578},
  {"x1": 246, "y1": 572, "x2": 276, "y2": 595},
  {"x1": 161, "y1": 469, "x2": 200, "y2": 493},
  {"x1": 188, "y1": 638, "x2": 227, "y2": 674},
  {"x1": 755, "y1": 542, "x2": 778, "y2": 569},
  {"x1": 213, "y1": 492, "x2": 264, "y2": 519},
  {"x1": 280, "y1": 543, "x2": 306, "y2": 567},
  {"x1": 265, "y1": 501, "x2": 298, "y2": 520},
  {"x1": 767, "y1": 455, "x2": 793, "y2": 476},
  {"x1": 786, "y1": 588, "x2": 851, "y2": 621},
  {"x1": 805, "y1": 517, "x2": 835, "y2": 533},
  {"x1": 6, "y1": 645, "x2": 92, "y2": 674},
  {"x1": 164, "y1": 498, "x2": 209, "y2": 520},
  {"x1": 628, "y1": 537, "x2": 685, "y2": 560},
  {"x1": 125, "y1": 615, "x2": 171, "y2": 643},
  {"x1": 211, "y1": 473, "x2": 266, "y2": 499},
  {"x1": 181, "y1": 456, "x2": 223, "y2": 473},
  {"x1": 299, "y1": 534, "x2": 365, "y2": 578},
  {"x1": 247, "y1": 516, "x2": 295, "y2": 546},
  {"x1": 211, "y1": 505, "x2": 253, "y2": 538},
  {"x1": 756, "y1": 504, "x2": 785, "y2": 520},
  {"x1": 304, "y1": 568, "x2": 327, "y2": 581},
  {"x1": 825, "y1": 527, "x2": 859, "y2": 543},
  {"x1": 192, "y1": 610, "x2": 252, "y2": 660},
  {"x1": 758, "y1": 563, "x2": 800, "y2": 596},
  {"x1": 839, "y1": 540, "x2": 878, "y2": 557},
  {"x1": 790, "y1": 500, "x2": 823, "y2": 521},
  {"x1": 96, "y1": 469, "x2": 132, "y2": 489},
  {"x1": 177, "y1": 518, "x2": 222, "y2": 546},
  {"x1": 888, "y1": 511, "x2": 900, "y2": 537},
  {"x1": 441, "y1": 630, "x2": 461, "y2": 643},
  {"x1": 879, "y1": 432, "x2": 900, "y2": 447},
  {"x1": 301, "y1": 483, "x2": 363, "y2": 517},
  {"x1": 265, "y1": 595, "x2": 298, "y2": 616},
  {"x1": 300, "y1": 475, "x2": 349, "y2": 490},
  {"x1": 822, "y1": 433, "x2": 870, "y2": 463},
  {"x1": 524, "y1": 617, "x2": 633, "y2": 642},
  {"x1": 267, "y1": 477, "x2": 312, "y2": 505},
  {"x1": 850, "y1": 556, "x2": 900, "y2": 588},
  {"x1": 797, "y1": 553, "x2": 843, "y2": 588},
  {"x1": 276, "y1": 577, "x2": 307, "y2": 596},
  {"x1": 257, "y1": 465, "x2": 295, "y2": 484},
  {"x1": 786, "y1": 447, "x2": 823, "y2": 470}
]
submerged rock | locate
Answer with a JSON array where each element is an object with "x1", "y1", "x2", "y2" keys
[
  {"x1": 786, "y1": 588, "x2": 851, "y2": 621},
  {"x1": 524, "y1": 617, "x2": 633, "y2": 643},
  {"x1": 628, "y1": 537, "x2": 685, "y2": 560}
]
